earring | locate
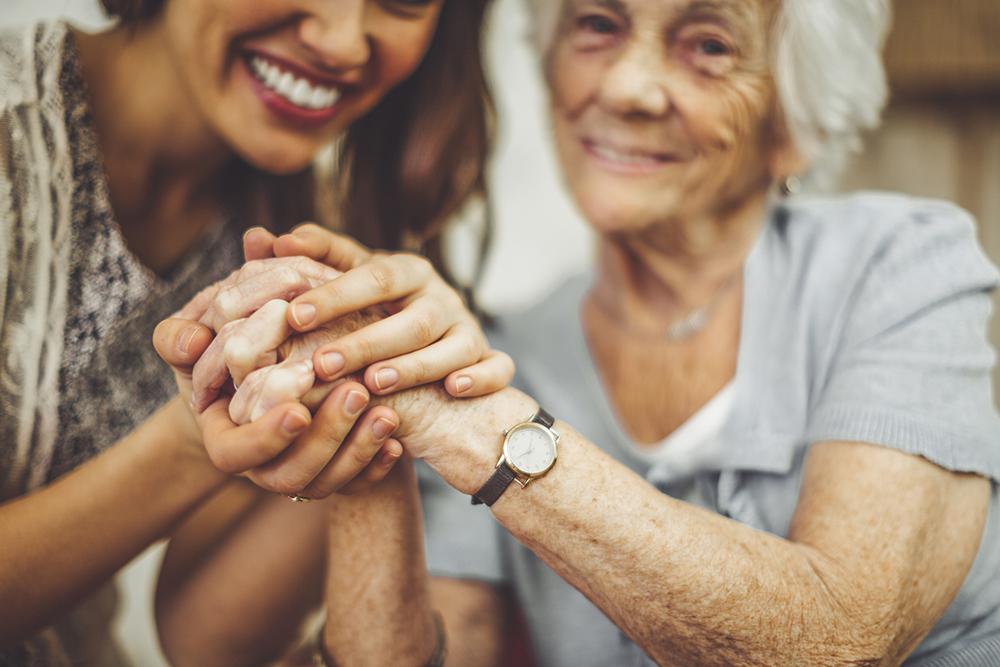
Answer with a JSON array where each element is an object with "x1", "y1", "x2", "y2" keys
[{"x1": 780, "y1": 175, "x2": 802, "y2": 197}]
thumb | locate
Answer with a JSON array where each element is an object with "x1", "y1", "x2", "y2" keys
[{"x1": 153, "y1": 317, "x2": 215, "y2": 372}]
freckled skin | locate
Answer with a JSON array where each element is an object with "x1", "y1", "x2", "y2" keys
[
  {"x1": 547, "y1": 0, "x2": 781, "y2": 233},
  {"x1": 155, "y1": 0, "x2": 444, "y2": 173}
]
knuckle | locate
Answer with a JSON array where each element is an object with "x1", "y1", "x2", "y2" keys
[
  {"x1": 350, "y1": 335, "x2": 379, "y2": 366},
  {"x1": 498, "y1": 351, "x2": 516, "y2": 373},
  {"x1": 408, "y1": 254, "x2": 433, "y2": 276},
  {"x1": 261, "y1": 469, "x2": 307, "y2": 496},
  {"x1": 268, "y1": 479, "x2": 300, "y2": 497},
  {"x1": 206, "y1": 445, "x2": 239, "y2": 475},
  {"x1": 456, "y1": 328, "x2": 485, "y2": 360},
  {"x1": 405, "y1": 356, "x2": 432, "y2": 384},
  {"x1": 316, "y1": 423, "x2": 345, "y2": 455},
  {"x1": 369, "y1": 262, "x2": 397, "y2": 298},
  {"x1": 235, "y1": 262, "x2": 261, "y2": 283},
  {"x1": 443, "y1": 287, "x2": 465, "y2": 311},
  {"x1": 274, "y1": 266, "x2": 306, "y2": 293},
  {"x1": 350, "y1": 445, "x2": 375, "y2": 470},
  {"x1": 212, "y1": 288, "x2": 240, "y2": 325},
  {"x1": 241, "y1": 366, "x2": 269, "y2": 390},
  {"x1": 296, "y1": 222, "x2": 323, "y2": 236},
  {"x1": 217, "y1": 319, "x2": 244, "y2": 339},
  {"x1": 411, "y1": 310, "x2": 438, "y2": 344}
]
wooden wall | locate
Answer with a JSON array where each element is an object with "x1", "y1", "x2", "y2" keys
[{"x1": 839, "y1": 0, "x2": 1000, "y2": 398}]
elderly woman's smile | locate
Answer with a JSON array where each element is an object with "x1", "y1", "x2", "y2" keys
[{"x1": 547, "y1": 0, "x2": 784, "y2": 232}]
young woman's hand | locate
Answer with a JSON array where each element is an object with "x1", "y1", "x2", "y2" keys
[
  {"x1": 243, "y1": 224, "x2": 515, "y2": 399},
  {"x1": 154, "y1": 314, "x2": 402, "y2": 500}
]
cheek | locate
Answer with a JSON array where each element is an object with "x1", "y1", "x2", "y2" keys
[
  {"x1": 367, "y1": 21, "x2": 439, "y2": 96},
  {"x1": 680, "y1": 77, "x2": 773, "y2": 158},
  {"x1": 547, "y1": 44, "x2": 608, "y2": 117},
  {"x1": 164, "y1": 0, "x2": 287, "y2": 98},
  {"x1": 548, "y1": 46, "x2": 610, "y2": 192}
]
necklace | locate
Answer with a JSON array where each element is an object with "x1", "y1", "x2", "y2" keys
[
  {"x1": 664, "y1": 302, "x2": 715, "y2": 341},
  {"x1": 587, "y1": 274, "x2": 739, "y2": 343}
]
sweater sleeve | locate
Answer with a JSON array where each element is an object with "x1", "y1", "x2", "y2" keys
[
  {"x1": 417, "y1": 461, "x2": 507, "y2": 584},
  {"x1": 805, "y1": 201, "x2": 1000, "y2": 481}
]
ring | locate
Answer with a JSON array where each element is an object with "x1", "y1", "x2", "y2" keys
[{"x1": 288, "y1": 494, "x2": 312, "y2": 503}]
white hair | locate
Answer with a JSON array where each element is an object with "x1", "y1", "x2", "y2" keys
[{"x1": 524, "y1": 0, "x2": 893, "y2": 187}]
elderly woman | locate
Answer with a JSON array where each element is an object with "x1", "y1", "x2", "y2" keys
[{"x1": 158, "y1": 0, "x2": 1000, "y2": 664}]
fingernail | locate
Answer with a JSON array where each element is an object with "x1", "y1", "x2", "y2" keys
[
  {"x1": 372, "y1": 417, "x2": 396, "y2": 441},
  {"x1": 381, "y1": 448, "x2": 401, "y2": 465},
  {"x1": 282, "y1": 411, "x2": 309, "y2": 436},
  {"x1": 291, "y1": 303, "x2": 317, "y2": 328},
  {"x1": 344, "y1": 390, "x2": 368, "y2": 417},
  {"x1": 454, "y1": 375, "x2": 473, "y2": 394},
  {"x1": 320, "y1": 351, "x2": 345, "y2": 377},
  {"x1": 374, "y1": 367, "x2": 400, "y2": 391},
  {"x1": 177, "y1": 327, "x2": 197, "y2": 355}
]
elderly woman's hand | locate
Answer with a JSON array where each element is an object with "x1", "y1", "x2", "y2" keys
[
  {"x1": 156, "y1": 267, "x2": 404, "y2": 499},
  {"x1": 243, "y1": 224, "x2": 515, "y2": 399},
  {"x1": 175, "y1": 255, "x2": 343, "y2": 411}
]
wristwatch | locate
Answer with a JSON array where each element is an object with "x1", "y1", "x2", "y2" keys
[{"x1": 471, "y1": 407, "x2": 559, "y2": 507}]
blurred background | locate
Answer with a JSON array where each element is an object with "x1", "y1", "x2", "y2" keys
[{"x1": 2, "y1": 0, "x2": 998, "y2": 664}]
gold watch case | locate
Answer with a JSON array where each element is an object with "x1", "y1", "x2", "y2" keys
[{"x1": 499, "y1": 421, "x2": 560, "y2": 487}]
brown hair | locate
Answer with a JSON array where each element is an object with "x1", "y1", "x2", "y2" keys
[{"x1": 100, "y1": 0, "x2": 494, "y2": 291}]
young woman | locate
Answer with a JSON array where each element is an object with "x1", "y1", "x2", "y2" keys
[{"x1": 0, "y1": 0, "x2": 508, "y2": 664}]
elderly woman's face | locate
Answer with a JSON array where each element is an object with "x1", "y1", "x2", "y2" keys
[
  {"x1": 159, "y1": 0, "x2": 443, "y2": 173},
  {"x1": 547, "y1": 0, "x2": 782, "y2": 233}
]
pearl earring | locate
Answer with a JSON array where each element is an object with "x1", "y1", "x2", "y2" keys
[{"x1": 780, "y1": 175, "x2": 802, "y2": 197}]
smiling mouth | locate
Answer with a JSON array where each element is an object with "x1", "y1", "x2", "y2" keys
[
  {"x1": 583, "y1": 139, "x2": 681, "y2": 169},
  {"x1": 246, "y1": 54, "x2": 342, "y2": 111}
]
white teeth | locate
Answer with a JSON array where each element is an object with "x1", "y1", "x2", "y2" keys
[
  {"x1": 592, "y1": 144, "x2": 662, "y2": 166},
  {"x1": 265, "y1": 64, "x2": 280, "y2": 88},
  {"x1": 276, "y1": 72, "x2": 295, "y2": 96},
  {"x1": 309, "y1": 87, "x2": 329, "y2": 109},
  {"x1": 290, "y1": 79, "x2": 312, "y2": 106},
  {"x1": 249, "y1": 56, "x2": 341, "y2": 111}
]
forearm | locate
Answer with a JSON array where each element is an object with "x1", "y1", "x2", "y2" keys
[
  {"x1": 156, "y1": 484, "x2": 328, "y2": 667},
  {"x1": 400, "y1": 389, "x2": 893, "y2": 667},
  {"x1": 0, "y1": 398, "x2": 226, "y2": 646},
  {"x1": 323, "y1": 460, "x2": 438, "y2": 667},
  {"x1": 491, "y1": 427, "x2": 863, "y2": 666}
]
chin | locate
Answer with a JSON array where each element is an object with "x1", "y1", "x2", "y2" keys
[
  {"x1": 235, "y1": 138, "x2": 319, "y2": 175},
  {"x1": 571, "y1": 180, "x2": 681, "y2": 235}
]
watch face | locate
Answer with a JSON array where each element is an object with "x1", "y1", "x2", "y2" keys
[{"x1": 504, "y1": 423, "x2": 557, "y2": 476}]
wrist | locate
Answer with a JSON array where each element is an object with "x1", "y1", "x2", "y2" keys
[
  {"x1": 160, "y1": 397, "x2": 225, "y2": 484},
  {"x1": 387, "y1": 387, "x2": 538, "y2": 496}
]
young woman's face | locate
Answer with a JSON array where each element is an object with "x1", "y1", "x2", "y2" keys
[
  {"x1": 158, "y1": 0, "x2": 444, "y2": 173},
  {"x1": 546, "y1": 0, "x2": 783, "y2": 234}
]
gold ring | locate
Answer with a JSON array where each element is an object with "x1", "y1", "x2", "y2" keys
[{"x1": 288, "y1": 495, "x2": 312, "y2": 503}]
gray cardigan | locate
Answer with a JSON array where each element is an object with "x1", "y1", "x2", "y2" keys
[{"x1": 419, "y1": 192, "x2": 1000, "y2": 666}]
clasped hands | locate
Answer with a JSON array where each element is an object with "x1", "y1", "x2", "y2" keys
[{"x1": 154, "y1": 224, "x2": 514, "y2": 498}]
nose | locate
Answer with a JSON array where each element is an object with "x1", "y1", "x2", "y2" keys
[
  {"x1": 597, "y1": 41, "x2": 672, "y2": 118},
  {"x1": 298, "y1": 1, "x2": 371, "y2": 75}
]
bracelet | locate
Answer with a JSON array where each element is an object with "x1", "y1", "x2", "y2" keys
[{"x1": 313, "y1": 611, "x2": 447, "y2": 667}]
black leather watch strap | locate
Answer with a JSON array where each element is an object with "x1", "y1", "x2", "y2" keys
[
  {"x1": 471, "y1": 461, "x2": 517, "y2": 506},
  {"x1": 471, "y1": 408, "x2": 555, "y2": 507},
  {"x1": 534, "y1": 407, "x2": 555, "y2": 429}
]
